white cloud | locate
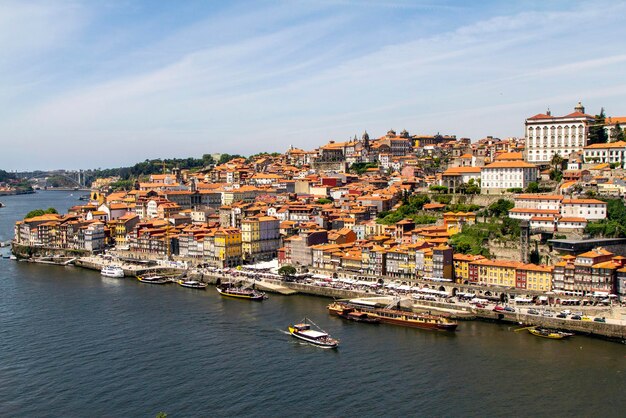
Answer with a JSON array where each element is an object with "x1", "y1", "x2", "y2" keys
[{"x1": 1, "y1": 1, "x2": 626, "y2": 169}]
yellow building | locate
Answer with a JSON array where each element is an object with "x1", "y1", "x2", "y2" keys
[
  {"x1": 423, "y1": 248, "x2": 433, "y2": 278},
  {"x1": 474, "y1": 259, "x2": 521, "y2": 287},
  {"x1": 241, "y1": 216, "x2": 280, "y2": 262},
  {"x1": 453, "y1": 254, "x2": 486, "y2": 283},
  {"x1": 241, "y1": 219, "x2": 260, "y2": 259},
  {"x1": 214, "y1": 228, "x2": 242, "y2": 267},
  {"x1": 443, "y1": 211, "x2": 476, "y2": 235},
  {"x1": 523, "y1": 264, "x2": 554, "y2": 292}
]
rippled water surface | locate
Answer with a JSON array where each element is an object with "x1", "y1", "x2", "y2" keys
[{"x1": 0, "y1": 192, "x2": 624, "y2": 417}]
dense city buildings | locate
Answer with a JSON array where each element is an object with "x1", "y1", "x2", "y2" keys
[{"x1": 12, "y1": 112, "x2": 626, "y2": 300}]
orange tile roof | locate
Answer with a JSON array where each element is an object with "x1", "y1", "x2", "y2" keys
[
  {"x1": 515, "y1": 194, "x2": 563, "y2": 200},
  {"x1": 483, "y1": 161, "x2": 537, "y2": 169},
  {"x1": 443, "y1": 167, "x2": 481, "y2": 175},
  {"x1": 583, "y1": 141, "x2": 626, "y2": 149},
  {"x1": 561, "y1": 199, "x2": 606, "y2": 205}
]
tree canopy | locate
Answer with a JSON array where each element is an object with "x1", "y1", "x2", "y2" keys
[
  {"x1": 278, "y1": 265, "x2": 297, "y2": 277},
  {"x1": 25, "y1": 207, "x2": 58, "y2": 219},
  {"x1": 376, "y1": 194, "x2": 433, "y2": 225},
  {"x1": 585, "y1": 198, "x2": 626, "y2": 238},
  {"x1": 610, "y1": 123, "x2": 624, "y2": 142},
  {"x1": 487, "y1": 199, "x2": 514, "y2": 217},
  {"x1": 588, "y1": 108, "x2": 608, "y2": 145}
]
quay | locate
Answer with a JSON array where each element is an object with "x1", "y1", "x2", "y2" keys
[{"x1": 8, "y1": 248, "x2": 626, "y2": 343}]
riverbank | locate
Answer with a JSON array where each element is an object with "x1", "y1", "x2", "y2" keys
[
  {"x1": 23, "y1": 252, "x2": 625, "y2": 343},
  {"x1": 0, "y1": 189, "x2": 35, "y2": 196}
]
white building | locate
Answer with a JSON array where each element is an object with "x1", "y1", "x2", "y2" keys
[
  {"x1": 582, "y1": 141, "x2": 626, "y2": 168},
  {"x1": 560, "y1": 198, "x2": 607, "y2": 220},
  {"x1": 480, "y1": 161, "x2": 538, "y2": 193},
  {"x1": 441, "y1": 167, "x2": 481, "y2": 192},
  {"x1": 512, "y1": 194, "x2": 563, "y2": 211},
  {"x1": 525, "y1": 102, "x2": 595, "y2": 164}
]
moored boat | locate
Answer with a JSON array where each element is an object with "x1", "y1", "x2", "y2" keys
[
  {"x1": 328, "y1": 301, "x2": 457, "y2": 331},
  {"x1": 528, "y1": 327, "x2": 574, "y2": 339},
  {"x1": 288, "y1": 319, "x2": 339, "y2": 349},
  {"x1": 178, "y1": 279, "x2": 207, "y2": 289},
  {"x1": 327, "y1": 302, "x2": 380, "y2": 324},
  {"x1": 216, "y1": 284, "x2": 267, "y2": 300},
  {"x1": 100, "y1": 265, "x2": 125, "y2": 278},
  {"x1": 137, "y1": 275, "x2": 170, "y2": 285}
]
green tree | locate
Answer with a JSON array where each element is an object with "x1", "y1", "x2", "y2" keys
[
  {"x1": 429, "y1": 185, "x2": 448, "y2": 193},
  {"x1": 525, "y1": 182, "x2": 540, "y2": 193},
  {"x1": 349, "y1": 162, "x2": 378, "y2": 175},
  {"x1": 488, "y1": 199, "x2": 514, "y2": 217},
  {"x1": 316, "y1": 198, "x2": 333, "y2": 204},
  {"x1": 278, "y1": 265, "x2": 297, "y2": 277},
  {"x1": 202, "y1": 154, "x2": 215, "y2": 166},
  {"x1": 459, "y1": 178, "x2": 480, "y2": 194},
  {"x1": 25, "y1": 209, "x2": 45, "y2": 219},
  {"x1": 550, "y1": 153, "x2": 564, "y2": 170},
  {"x1": 218, "y1": 154, "x2": 245, "y2": 165},
  {"x1": 610, "y1": 123, "x2": 624, "y2": 142},
  {"x1": 588, "y1": 108, "x2": 608, "y2": 145},
  {"x1": 109, "y1": 179, "x2": 134, "y2": 191},
  {"x1": 549, "y1": 169, "x2": 563, "y2": 182},
  {"x1": 24, "y1": 207, "x2": 57, "y2": 219},
  {"x1": 501, "y1": 217, "x2": 520, "y2": 237}
]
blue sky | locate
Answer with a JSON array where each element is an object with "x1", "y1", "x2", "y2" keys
[{"x1": 1, "y1": 0, "x2": 626, "y2": 170}]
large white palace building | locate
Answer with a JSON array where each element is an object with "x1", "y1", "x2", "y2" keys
[{"x1": 524, "y1": 102, "x2": 595, "y2": 164}]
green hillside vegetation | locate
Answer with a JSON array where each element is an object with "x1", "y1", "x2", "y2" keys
[
  {"x1": 585, "y1": 198, "x2": 626, "y2": 237},
  {"x1": 450, "y1": 199, "x2": 518, "y2": 257},
  {"x1": 25, "y1": 208, "x2": 58, "y2": 219},
  {"x1": 376, "y1": 194, "x2": 437, "y2": 225}
]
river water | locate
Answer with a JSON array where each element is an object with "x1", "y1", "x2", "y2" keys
[{"x1": 0, "y1": 192, "x2": 624, "y2": 417}]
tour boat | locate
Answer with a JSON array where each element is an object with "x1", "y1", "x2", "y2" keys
[
  {"x1": 528, "y1": 327, "x2": 574, "y2": 340},
  {"x1": 100, "y1": 266, "x2": 124, "y2": 278},
  {"x1": 329, "y1": 302, "x2": 457, "y2": 331},
  {"x1": 178, "y1": 279, "x2": 207, "y2": 289},
  {"x1": 216, "y1": 284, "x2": 267, "y2": 300},
  {"x1": 137, "y1": 275, "x2": 170, "y2": 285},
  {"x1": 327, "y1": 302, "x2": 380, "y2": 324},
  {"x1": 288, "y1": 320, "x2": 339, "y2": 349}
]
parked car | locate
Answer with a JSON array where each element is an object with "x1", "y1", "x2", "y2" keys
[
  {"x1": 556, "y1": 313, "x2": 567, "y2": 318},
  {"x1": 493, "y1": 306, "x2": 505, "y2": 312},
  {"x1": 504, "y1": 306, "x2": 516, "y2": 312},
  {"x1": 542, "y1": 311, "x2": 554, "y2": 317},
  {"x1": 593, "y1": 317, "x2": 606, "y2": 323},
  {"x1": 581, "y1": 316, "x2": 592, "y2": 321},
  {"x1": 571, "y1": 315, "x2": 582, "y2": 320},
  {"x1": 573, "y1": 311, "x2": 583, "y2": 316},
  {"x1": 475, "y1": 303, "x2": 486, "y2": 308},
  {"x1": 527, "y1": 309, "x2": 539, "y2": 315},
  {"x1": 560, "y1": 310, "x2": 571, "y2": 315}
]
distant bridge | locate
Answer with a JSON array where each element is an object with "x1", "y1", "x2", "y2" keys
[{"x1": 19, "y1": 171, "x2": 87, "y2": 188}]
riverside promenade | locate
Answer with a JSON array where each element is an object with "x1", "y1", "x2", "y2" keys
[{"x1": 67, "y1": 254, "x2": 626, "y2": 343}]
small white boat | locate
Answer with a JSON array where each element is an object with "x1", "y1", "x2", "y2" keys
[
  {"x1": 137, "y1": 275, "x2": 170, "y2": 285},
  {"x1": 288, "y1": 319, "x2": 339, "y2": 349},
  {"x1": 100, "y1": 265, "x2": 125, "y2": 278},
  {"x1": 178, "y1": 279, "x2": 207, "y2": 289}
]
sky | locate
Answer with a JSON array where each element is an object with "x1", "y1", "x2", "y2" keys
[{"x1": 1, "y1": 0, "x2": 626, "y2": 171}]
